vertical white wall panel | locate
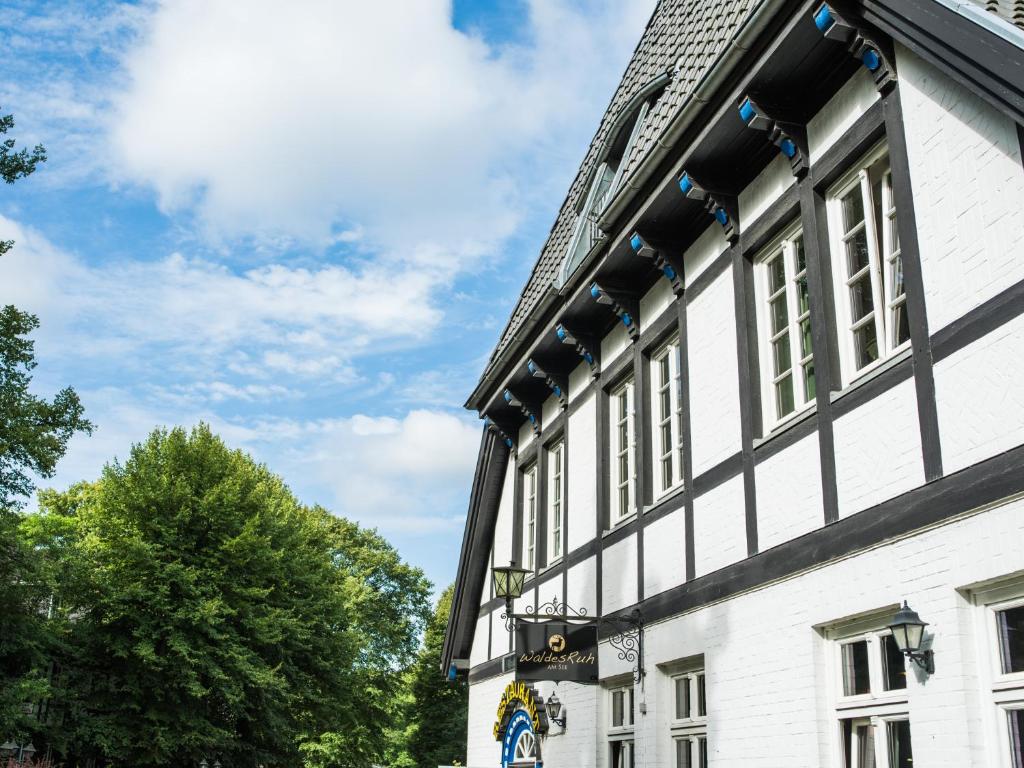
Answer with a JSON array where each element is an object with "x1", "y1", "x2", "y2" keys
[
  {"x1": 897, "y1": 45, "x2": 1024, "y2": 333},
  {"x1": 683, "y1": 221, "x2": 728, "y2": 286},
  {"x1": 755, "y1": 431, "x2": 824, "y2": 551},
  {"x1": 935, "y1": 312, "x2": 1024, "y2": 474},
  {"x1": 601, "y1": 321, "x2": 631, "y2": 370},
  {"x1": 642, "y1": 509, "x2": 687, "y2": 599},
  {"x1": 566, "y1": 555, "x2": 597, "y2": 615},
  {"x1": 602, "y1": 534, "x2": 638, "y2": 614},
  {"x1": 541, "y1": 393, "x2": 561, "y2": 431},
  {"x1": 807, "y1": 68, "x2": 879, "y2": 162},
  {"x1": 739, "y1": 153, "x2": 794, "y2": 229},
  {"x1": 832, "y1": 378, "x2": 924, "y2": 518},
  {"x1": 639, "y1": 278, "x2": 675, "y2": 334},
  {"x1": 687, "y1": 270, "x2": 742, "y2": 476},
  {"x1": 692, "y1": 476, "x2": 746, "y2": 578},
  {"x1": 492, "y1": 461, "x2": 516, "y2": 574},
  {"x1": 567, "y1": 392, "x2": 597, "y2": 552},
  {"x1": 569, "y1": 359, "x2": 592, "y2": 404},
  {"x1": 469, "y1": 612, "x2": 490, "y2": 667}
]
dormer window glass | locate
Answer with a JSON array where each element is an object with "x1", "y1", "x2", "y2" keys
[{"x1": 560, "y1": 98, "x2": 653, "y2": 285}]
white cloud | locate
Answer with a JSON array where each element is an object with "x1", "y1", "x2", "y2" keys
[
  {"x1": 109, "y1": 0, "x2": 656, "y2": 258},
  {"x1": 0, "y1": 214, "x2": 439, "y2": 381}
]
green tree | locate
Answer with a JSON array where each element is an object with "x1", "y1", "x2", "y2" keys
[
  {"x1": 25, "y1": 425, "x2": 429, "y2": 768},
  {"x1": 0, "y1": 112, "x2": 89, "y2": 744},
  {"x1": 405, "y1": 585, "x2": 468, "y2": 768}
]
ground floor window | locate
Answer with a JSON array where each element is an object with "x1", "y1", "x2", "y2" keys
[{"x1": 841, "y1": 715, "x2": 913, "y2": 768}]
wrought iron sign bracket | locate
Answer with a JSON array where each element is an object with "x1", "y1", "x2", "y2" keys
[{"x1": 504, "y1": 596, "x2": 646, "y2": 686}]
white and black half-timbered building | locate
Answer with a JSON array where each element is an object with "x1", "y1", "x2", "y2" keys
[{"x1": 443, "y1": 1, "x2": 1024, "y2": 766}]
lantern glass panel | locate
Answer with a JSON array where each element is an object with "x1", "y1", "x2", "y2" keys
[
  {"x1": 510, "y1": 569, "x2": 527, "y2": 598},
  {"x1": 904, "y1": 622, "x2": 924, "y2": 652},
  {"x1": 492, "y1": 569, "x2": 509, "y2": 598}
]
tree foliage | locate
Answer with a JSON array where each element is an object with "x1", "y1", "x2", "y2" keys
[
  {"x1": 0, "y1": 108, "x2": 46, "y2": 257},
  {"x1": 405, "y1": 585, "x2": 468, "y2": 768},
  {"x1": 22, "y1": 425, "x2": 430, "y2": 768}
]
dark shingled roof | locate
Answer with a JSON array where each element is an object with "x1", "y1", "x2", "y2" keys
[
  {"x1": 479, "y1": 0, "x2": 760, "y2": 383},
  {"x1": 975, "y1": 0, "x2": 1024, "y2": 28}
]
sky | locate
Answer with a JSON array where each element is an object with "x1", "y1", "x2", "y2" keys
[{"x1": 0, "y1": 0, "x2": 656, "y2": 592}]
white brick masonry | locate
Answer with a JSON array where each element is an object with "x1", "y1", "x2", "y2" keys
[
  {"x1": 683, "y1": 221, "x2": 728, "y2": 286},
  {"x1": 687, "y1": 269, "x2": 742, "y2": 476},
  {"x1": 692, "y1": 476, "x2": 746, "y2": 578},
  {"x1": 898, "y1": 45, "x2": 1024, "y2": 334},
  {"x1": 601, "y1": 321, "x2": 631, "y2": 370},
  {"x1": 642, "y1": 508, "x2": 687, "y2": 599},
  {"x1": 807, "y1": 68, "x2": 879, "y2": 162},
  {"x1": 467, "y1": 672, "x2": 513, "y2": 767},
  {"x1": 739, "y1": 153, "x2": 794, "y2": 229},
  {"x1": 567, "y1": 393, "x2": 597, "y2": 553},
  {"x1": 639, "y1": 279, "x2": 675, "y2": 334},
  {"x1": 935, "y1": 311, "x2": 1024, "y2": 474},
  {"x1": 505, "y1": 495, "x2": 1024, "y2": 768},
  {"x1": 755, "y1": 428, "x2": 824, "y2": 551},
  {"x1": 602, "y1": 533, "x2": 639, "y2": 614},
  {"x1": 832, "y1": 376, "x2": 924, "y2": 518},
  {"x1": 566, "y1": 555, "x2": 598, "y2": 615}
]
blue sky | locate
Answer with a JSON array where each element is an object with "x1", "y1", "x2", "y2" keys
[{"x1": 0, "y1": 0, "x2": 655, "y2": 592}]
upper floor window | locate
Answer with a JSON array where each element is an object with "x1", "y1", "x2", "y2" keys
[
  {"x1": 547, "y1": 441, "x2": 564, "y2": 563},
  {"x1": 755, "y1": 224, "x2": 814, "y2": 428},
  {"x1": 523, "y1": 463, "x2": 537, "y2": 571},
  {"x1": 610, "y1": 378, "x2": 636, "y2": 524},
  {"x1": 651, "y1": 338, "x2": 684, "y2": 496},
  {"x1": 828, "y1": 143, "x2": 908, "y2": 383},
  {"x1": 608, "y1": 683, "x2": 635, "y2": 768}
]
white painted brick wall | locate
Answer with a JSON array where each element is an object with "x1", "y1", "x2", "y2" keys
[
  {"x1": 602, "y1": 533, "x2": 638, "y2": 613},
  {"x1": 935, "y1": 311, "x2": 1024, "y2": 474},
  {"x1": 739, "y1": 153, "x2": 794, "y2": 228},
  {"x1": 755, "y1": 430, "x2": 824, "y2": 551},
  {"x1": 807, "y1": 68, "x2": 879, "y2": 162},
  {"x1": 687, "y1": 269, "x2": 742, "y2": 476},
  {"x1": 832, "y1": 377, "x2": 924, "y2": 518},
  {"x1": 683, "y1": 221, "x2": 728, "y2": 286},
  {"x1": 491, "y1": 461, "x2": 516, "y2": 578},
  {"x1": 643, "y1": 509, "x2": 687, "y2": 599},
  {"x1": 692, "y1": 476, "x2": 747, "y2": 578},
  {"x1": 601, "y1": 321, "x2": 631, "y2": 370},
  {"x1": 897, "y1": 45, "x2": 1024, "y2": 334},
  {"x1": 639, "y1": 278, "x2": 674, "y2": 334},
  {"x1": 566, "y1": 555, "x2": 598, "y2": 615},
  {"x1": 467, "y1": 673, "x2": 512, "y2": 767},
  {"x1": 567, "y1": 393, "x2": 597, "y2": 553}
]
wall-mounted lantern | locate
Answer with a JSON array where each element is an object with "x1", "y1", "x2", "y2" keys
[
  {"x1": 545, "y1": 692, "x2": 567, "y2": 728},
  {"x1": 888, "y1": 601, "x2": 934, "y2": 674}
]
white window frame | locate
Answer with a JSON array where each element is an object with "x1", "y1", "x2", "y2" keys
[
  {"x1": 610, "y1": 378, "x2": 636, "y2": 524},
  {"x1": 608, "y1": 683, "x2": 636, "y2": 768},
  {"x1": 827, "y1": 141, "x2": 909, "y2": 385},
  {"x1": 754, "y1": 222, "x2": 815, "y2": 430},
  {"x1": 824, "y1": 613, "x2": 912, "y2": 768},
  {"x1": 651, "y1": 337, "x2": 684, "y2": 497},
  {"x1": 523, "y1": 464, "x2": 537, "y2": 571},
  {"x1": 967, "y1": 579, "x2": 1024, "y2": 768},
  {"x1": 670, "y1": 669, "x2": 708, "y2": 768},
  {"x1": 547, "y1": 441, "x2": 564, "y2": 564}
]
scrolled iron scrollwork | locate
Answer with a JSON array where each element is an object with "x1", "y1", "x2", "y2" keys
[{"x1": 523, "y1": 597, "x2": 590, "y2": 622}]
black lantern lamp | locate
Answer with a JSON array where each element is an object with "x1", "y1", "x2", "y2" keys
[
  {"x1": 0, "y1": 743, "x2": 17, "y2": 758},
  {"x1": 888, "y1": 601, "x2": 934, "y2": 674},
  {"x1": 492, "y1": 563, "x2": 529, "y2": 602},
  {"x1": 545, "y1": 692, "x2": 567, "y2": 728}
]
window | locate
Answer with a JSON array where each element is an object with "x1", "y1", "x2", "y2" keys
[
  {"x1": 523, "y1": 464, "x2": 537, "y2": 571},
  {"x1": 980, "y1": 593, "x2": 1024, "y2": 768},
  {"x1": 560, "y1": 97, "x2": 655, "y2": 285},
  {"x1": 755, "y1": 225, "x2": 814, "y2": 426},
  {"x1": 651, "y1": 339, "x2": 684, "y2": 496},
  {"x1": 671, "y1": 670, "x2": 707, "y2": 768},
  {"x1": 608, "y1": 684, "x2": 635, "y2": 768},
  {"x1": 547, "y1": 441, "x2": 564, "y2": 563},
  {"x1": 827, "y1": 616, "x2": 911, "y2": 768},
  {"x1": 828, "y1": 143, "x2": 908, "y2": 382},
  {"x1": 610, "y1": 378, "x2": 636, "y2": 523}
]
